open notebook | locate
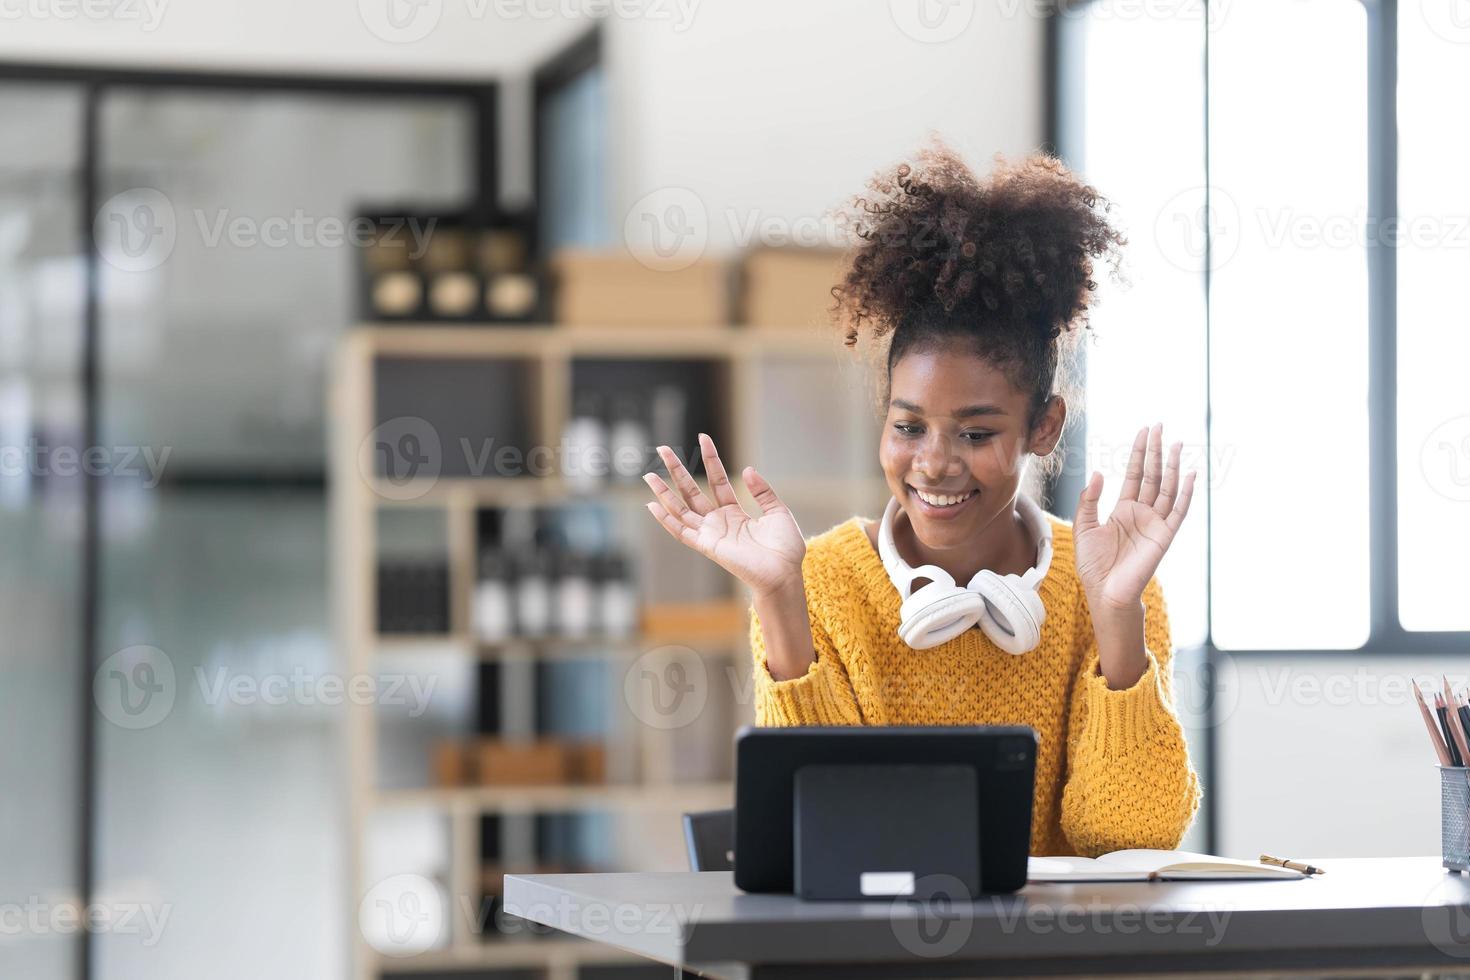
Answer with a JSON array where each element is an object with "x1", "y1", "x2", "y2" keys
[{"x1": 1028, "y1": 849, "x2": 1306, "y2": 882}]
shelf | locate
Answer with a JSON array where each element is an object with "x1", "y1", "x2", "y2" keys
[
  {"x1": 351, "y1": 322, "x2": 847, "y2": 359},
  {"x1": 473, "y1": 636, "x2": 744, "y2": 660},
  {"x1": 336, "y1": 316, "x2": 878, "y2": 980},
  {"x1": 372, "y1": 632, "x2": 747, "y2": 659},
  {"x1": 368, "y1": 473, "x2": 890, "y2": 509},
  {"x1": 374, "y1": 780, "x2": 733, "y2": 814},
  {"x1": 369, "y1": 475, "x2": 705, "y2": 509},
  {"x1": 369, "y1": 476, "x2": 561, "y2": 508},
  {"x1": 374, "y1": 633, "x2": 470, "y2": 651}
]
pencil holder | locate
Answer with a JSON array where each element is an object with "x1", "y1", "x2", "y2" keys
[{"x1": 1440, "y1": 766, "x2": 1470, "y2": 872}]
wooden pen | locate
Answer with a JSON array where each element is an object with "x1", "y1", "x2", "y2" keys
[{"x1": 1260, "y1": 854, "x2": 1325, "y2": 876}]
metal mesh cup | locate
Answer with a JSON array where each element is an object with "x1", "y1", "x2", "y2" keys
[{"x1": 1441, "y1": 766, "x2": 1470, "y2": 872}]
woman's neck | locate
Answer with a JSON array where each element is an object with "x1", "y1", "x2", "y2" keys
[{"x1": 867, "y1": 497, "x2": 1037, "y2": 585}]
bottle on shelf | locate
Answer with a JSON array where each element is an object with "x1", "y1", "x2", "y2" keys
[
  {"x1": 609, "y1": 392, "x2": 650, "y2": 484},
  {"x1": 595, "y1": 551, "x2": 638, "y2": 639},
  {"x1": 513, "y1": 548, "x2": 554, "y2": 638},
  {"x1": 553, "y1": 550, "x2": 596, "y2": 640},
  {"x1": 472, "y1": 547, "x2": 515, "y2": 645},
  {"x1": 560, "y1": 391, "x2": 608, "y2": 495}
]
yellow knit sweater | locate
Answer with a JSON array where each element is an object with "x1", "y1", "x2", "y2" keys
[{"x1": 748, "y1": 508, "x2": 1202, "y2": 858}]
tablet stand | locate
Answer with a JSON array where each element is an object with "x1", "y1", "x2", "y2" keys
[{"x1": 792, "y1": 763, "x2": 980, "y2": 901}]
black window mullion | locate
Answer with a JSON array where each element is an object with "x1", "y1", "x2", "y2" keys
[{"x1": 76, "y1": 79, "x2": 100, "y2": 980}]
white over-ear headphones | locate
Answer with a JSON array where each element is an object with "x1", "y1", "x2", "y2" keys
[{"x1": 877, "y1": 493, "x2": 1054, "y2": 653}]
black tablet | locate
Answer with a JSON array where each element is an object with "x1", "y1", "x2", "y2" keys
[{"x1": 733, "y1": 725, "x2": 1037, "y2": 895}]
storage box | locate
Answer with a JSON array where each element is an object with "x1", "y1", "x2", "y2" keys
[
  {"x1": 740, "y1": 247, "x2": 848, "y2": 328},
  {"x1": 551, "y1": 249, "x2": 731, "y2": 328},
  {"x1": 431, "y1": 740, "x2": 471, "y2": 787},
  {"x1": 565, "y1": 741, "x2": 607, "y2": 784},
  {"x1": 475, "y1": 739, "x2": 569, "y2": 785},
  {"x1": 640, "y1": 599, "x2": 747, "y2": 640}
]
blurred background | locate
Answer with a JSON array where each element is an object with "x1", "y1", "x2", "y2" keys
[{"x1": 2, "y1": 0, "x2": 1467, "y2": 977}]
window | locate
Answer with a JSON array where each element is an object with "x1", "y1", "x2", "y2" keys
[
  {"x1": 1059, "y1": 0, "x2": 1396, "y2": 653},
  {"x1": 1396, "y1": 0, "x2": 1470, "y2": 631},
  {"x1": 1058, "y1": 4, "x2": 1209, "y2": 647},
  {"x1": 1208, "y1": 0, "x2": 1370, "y2": 649}
]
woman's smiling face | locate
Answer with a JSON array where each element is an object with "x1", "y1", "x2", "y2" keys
[{"x1": 879, "y1": 343, "x2": 1065, "y2": 552}]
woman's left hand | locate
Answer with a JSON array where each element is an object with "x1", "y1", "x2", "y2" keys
[{"x1": 1074, "y1": 423, "x2": 1197, "y2": 612}]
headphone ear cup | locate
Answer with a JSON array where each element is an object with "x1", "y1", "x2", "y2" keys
[
  {"x1": 898, "y1": 583, "x2": 986, "y2": 650},
  {"x1": 971, "y1": 571, "x2": 1046, "y2": 655}
]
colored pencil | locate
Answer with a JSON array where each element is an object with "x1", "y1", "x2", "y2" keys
[{"x1": 1416, "y1": 682, "x2": 1453, "y2": 765}]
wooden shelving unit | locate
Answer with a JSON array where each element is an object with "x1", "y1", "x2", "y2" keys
[
  {"x1": 374, "y1": 781, "x2": 737, "y2": 814},
  {"x1": 331, "y1": 323, "x2": 890, "y2": 980}
]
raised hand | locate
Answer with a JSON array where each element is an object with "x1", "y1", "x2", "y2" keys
[
  {"x1": 1074, "y1": 423, "x2": 1197, "y2": 611},
  {"x1": 642, "y1": 433, "x2": 806, "y2": 597}
]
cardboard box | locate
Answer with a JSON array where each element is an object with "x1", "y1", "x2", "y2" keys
[
  {"x1": 551, "y1": 248, "x2": 731, "y2": 327},
  {"x1": 565, "y1": 742, "x2": 607, "y2": 784},
  {"x1": 475, "y1": 739, "x2": 569, "y2": 785},
  {"x1": 431, "y1": 740, "x2": 471, "y2": 787},
  {"x1": 740, "y1": 247, "x2": 848, "y2": 328},
  {"x1": 640, "y1": 599, "x2": 747, "y2": 640}
]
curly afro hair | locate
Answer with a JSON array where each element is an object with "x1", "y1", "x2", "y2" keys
[{"x1": 833, "y1": 142, "x2": 1125, "y2": 448}]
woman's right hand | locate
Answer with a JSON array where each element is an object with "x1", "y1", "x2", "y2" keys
[{"x1": 642, "y1": 433, "x2": 805, "y2": 597}]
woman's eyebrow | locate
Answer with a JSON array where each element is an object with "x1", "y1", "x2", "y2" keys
[{"x1": 890, "y1": 398, "x2": 1006, "y2": 418}]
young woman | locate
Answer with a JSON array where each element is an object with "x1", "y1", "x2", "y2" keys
[{"x1": 640, "y1": 146, "x2": 1200, "y2": 858}]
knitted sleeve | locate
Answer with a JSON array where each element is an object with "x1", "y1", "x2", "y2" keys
[
  {"x1": 1059, "y1": 576, "x2": 1202, "y2": 856},
  {"x1": 748, "y1": 596, "x2": 864, "y2": 727}
]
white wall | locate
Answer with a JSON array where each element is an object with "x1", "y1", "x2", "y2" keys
[
  {"x1": 0, "y1": 0, "x2": 1048, "y2": 258},
  {"x1": 1217, "y1": 655, "x2": 1454, "y2": 859},
  {"x1": 605, "y1": 0, "x2": 1046, "y2": 256}
]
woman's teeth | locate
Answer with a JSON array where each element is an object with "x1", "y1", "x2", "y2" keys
[{"x1": 912, "y1": 488, "x2": 977, "y2": 507}]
